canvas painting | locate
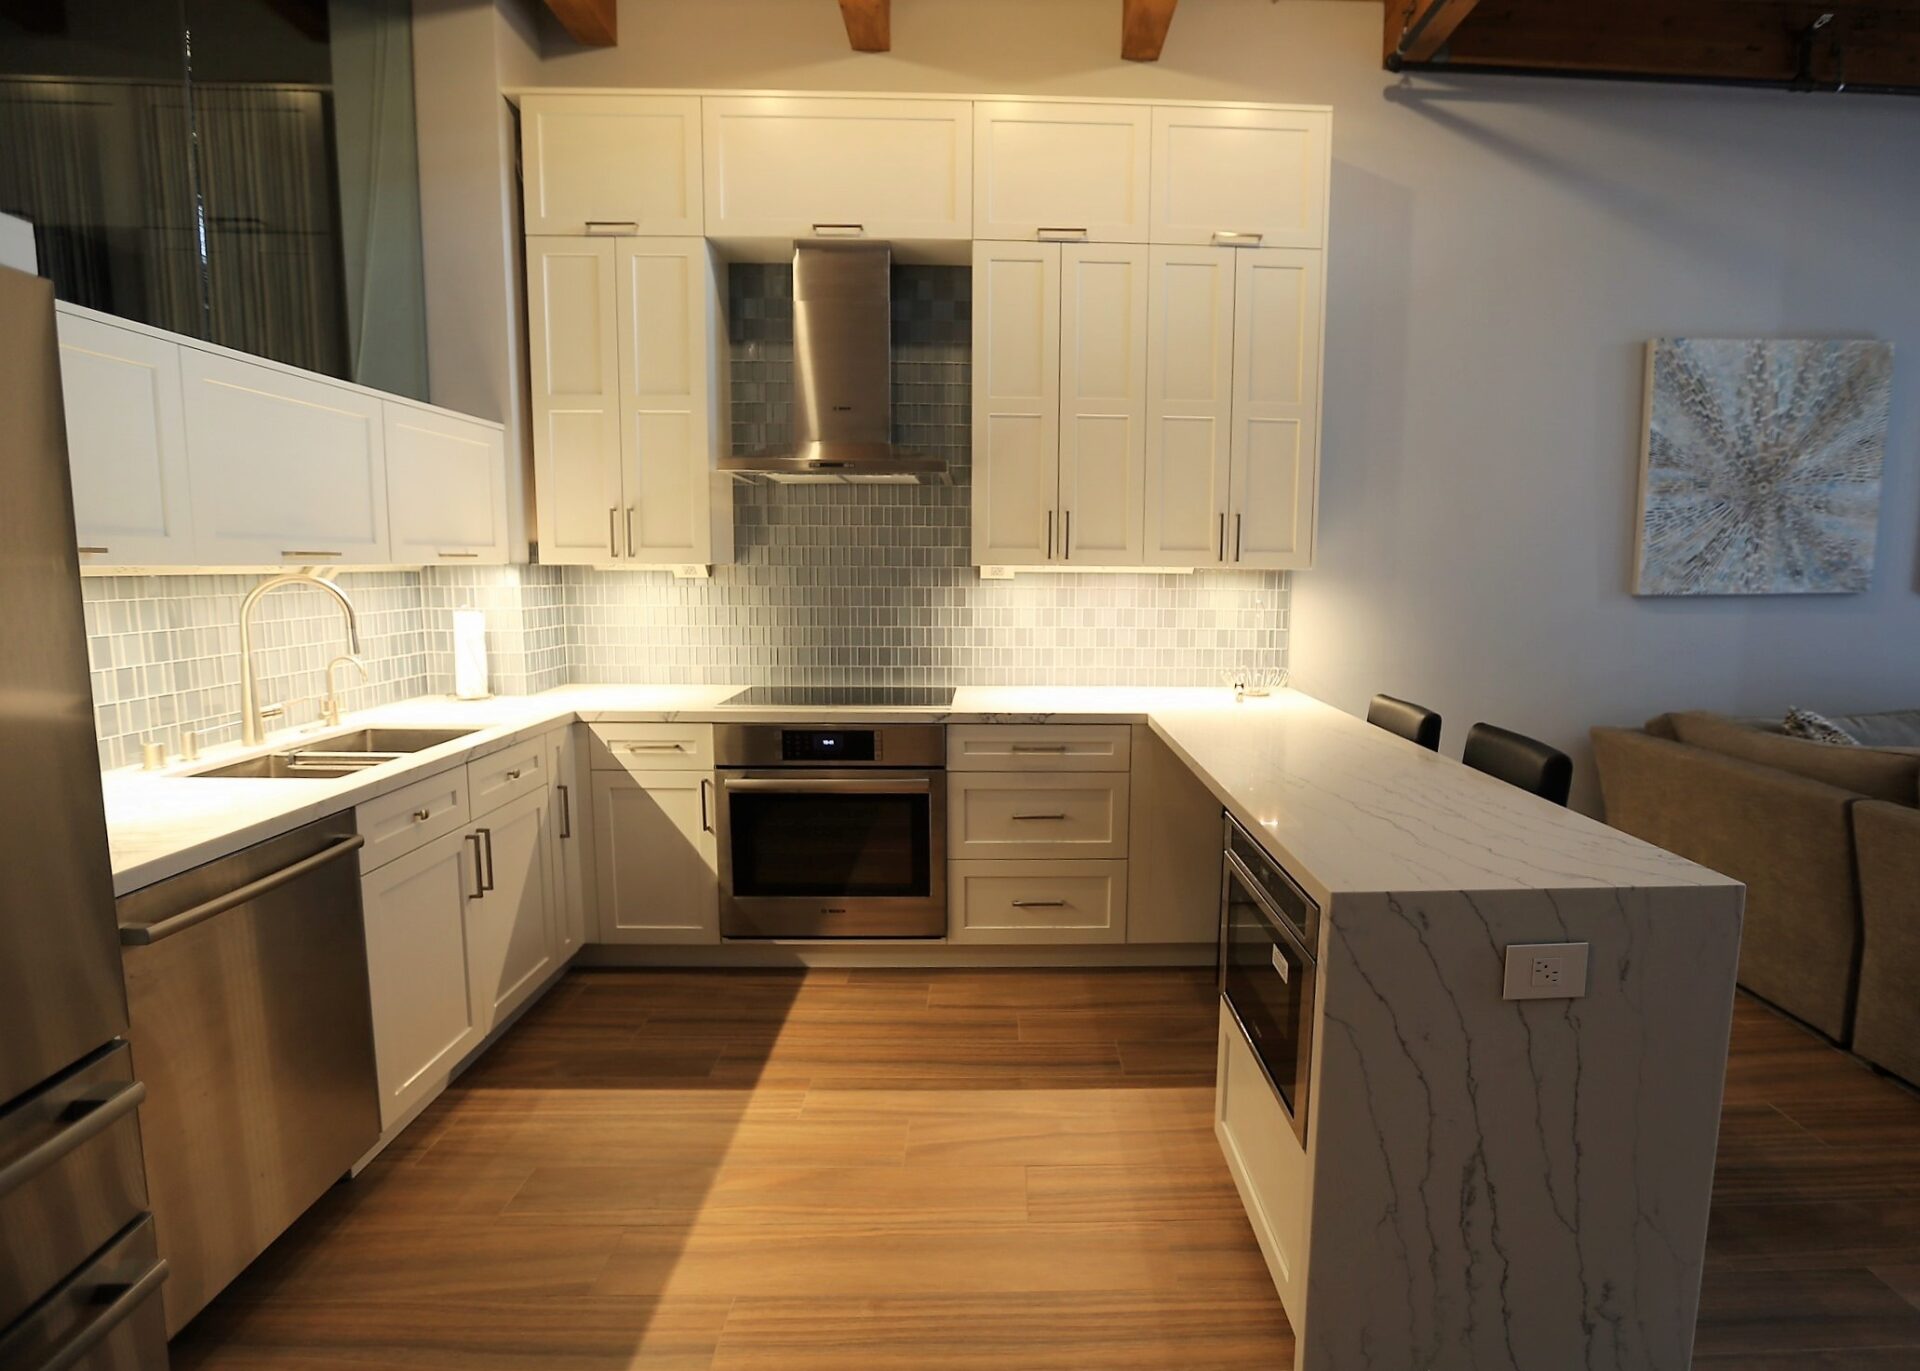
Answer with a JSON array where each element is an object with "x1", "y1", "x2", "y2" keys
[{"x1": 1633, "y1": 337, "x2": 1894, "y2": 596}]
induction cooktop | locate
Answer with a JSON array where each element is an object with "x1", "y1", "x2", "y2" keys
[{"x1": 724, "y1": 685, "x2": 956, "y2": 708}]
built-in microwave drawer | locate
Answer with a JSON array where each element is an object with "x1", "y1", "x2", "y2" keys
[
  {"x1": 590, "y1": 723, "x2": 715, "y2": 772},
  {"x1": 948, "y1": 772, "x2": 1130, "y2": 860},
  {"x1": 356, "y1": 765, "x2": 472, "y2": 874},
  {"x1": 947, "y1": 725, "x2": 1131, "y2": 772},
  {"x1": 0, "y1": 1041, "x2": 150, "y2": 1332},
  {"x1": 0, "y1": 1213, "x2": 168, "y2": 1371}
]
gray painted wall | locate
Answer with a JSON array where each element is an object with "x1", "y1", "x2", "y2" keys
[{"x1": 416, "y1": 0, "x2": 1920, "y2": 808}]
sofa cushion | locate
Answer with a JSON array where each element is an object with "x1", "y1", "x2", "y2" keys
[
  {"x1": 1669, "y1": 710, "x2": 1920, "y2": 804},
  {"x1": 1831, "y1": 708, "x2": 1920, "y2": 749}
]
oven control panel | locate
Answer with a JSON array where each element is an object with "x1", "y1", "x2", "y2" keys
[{"x1": 781, "y1": 729, "x2": 878, "y2": 763}]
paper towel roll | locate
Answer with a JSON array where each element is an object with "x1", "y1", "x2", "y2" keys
[{"x1": 452, "y1": 609, "x2": 490, "y2": 700}]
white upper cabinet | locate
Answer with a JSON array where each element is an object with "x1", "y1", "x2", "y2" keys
[
  {"x1": 55, "y1": 306, "x2": 194, "y2": 568},
  {"x1": 614, "y1": 238, "x2": 728, "y2": 565},
  {"x1": 1057, "y1": 243, "x2": 1148, "y2": 565},
  {"x1": 520, "y1": 95, "x2": 703, "y2": 236},
  {"x1": 383, "y1": 403, "x2": 509, "y2": 565},
  {"x1": 973, "y1": 102, "x2": 1151, "y2": 243},
  {"x1": 703, "y1": 96, "x2": 972, "y2": 247},
  {"x1": 527, "y1": 236, "x2": 624, "y2": 565},
  {"x1": 1228, "y1": 248, "x2": 1322, "y2": 568},
  {"x1": 971, "y1": 240, "x2": 1060, "y2": 566},
  {"x1": 1150, "y1": 106, "x2": 1329, "y2": 249},
  {"x1": 1143, "y1": 246, "x2": 1236, "y2": 566},
  {"x1": 180, "y1": 348, "x2": 390, "y2": 566}
]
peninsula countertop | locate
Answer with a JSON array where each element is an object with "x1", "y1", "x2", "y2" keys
[{"x1": 99, "y1": 684, "x2": 1730, "y2": 901}]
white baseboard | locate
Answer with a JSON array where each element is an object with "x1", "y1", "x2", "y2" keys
[{"x1": 575, "y1": 941, "x2": 1216, "y2": 969}]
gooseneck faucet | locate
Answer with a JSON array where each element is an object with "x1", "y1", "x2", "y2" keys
[{"x1": 238, "y1": 573, "x2": 362, "y2": 746}]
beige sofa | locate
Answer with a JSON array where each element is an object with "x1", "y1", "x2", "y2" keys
[{"x1": 1591, "y1": 710, "x2": 1920, "y2": 1086}]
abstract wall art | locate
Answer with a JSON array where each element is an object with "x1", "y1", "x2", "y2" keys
[{"x1": 1632, "y1": 337, "x2": 1894, "y2": 596}]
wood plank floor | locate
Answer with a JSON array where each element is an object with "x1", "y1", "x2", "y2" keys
[{"x1": 166, "y1": 969, "x2": 1920, "y2": 1369}]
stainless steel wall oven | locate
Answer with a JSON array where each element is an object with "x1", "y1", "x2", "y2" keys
[{"x1": 716, "y1": 724, "x2": 946, "y2": 939}]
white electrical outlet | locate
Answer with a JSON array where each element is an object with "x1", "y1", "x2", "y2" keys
[{"x1": 1503, "y1": 942, "x2": 1589, "y2": 1001}]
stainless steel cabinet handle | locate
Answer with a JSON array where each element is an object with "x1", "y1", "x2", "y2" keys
[
  {"x1": 1011, "y1": 899, "x2": 1068, "y2": 908},
  {"x1": 1010, "y1": 743, "x2": 1069, "y2": 754},
  {"x1": 1217, "y1": 512, "x2": 1227, "y2": 562},
  {"x1": 506, "y1": 768, "x2": 522, "y2": 781},
  {"x1": 0, "y1": 1080, "x2": 147, "y2": 1200},
  {"x1": 120, "y1": 835, "x2": 366, "y2": 945},
  {"x1": 1211, "y1": 230, "x2": 1264, "y2": 246},
  {"x1": 1234, "y1": 513, "x2": 1243, "y2": 562},
  {"x1": 477, "y1": 827, "x2": 495, "y2": 892},
  {"x1": 585, "y1": 219, "x2": 639, "y2": 234},
  {"x1": 1046, "y1": 510, "x2": 1055, "y2": 560},
  {"x1": 413, "y1": 808, "x2": 431, "y2": 822},
  {"x1": 700, "y1": 777, "x2": 713, "y2": 833},
  {"x1": 437, "y1": 551, "x2": 480, "y2": 559},
  {"x1": 609, "y1": 507, "x2": 620, "y2": 558},
  {"x1": 558, "y1": 783, "x2": 571, "y2": 839},
  {"x1": 1012, "y1": 813, "x2": 1068, "y2": 821},
  {"x1": 466, "y1": 833, "x2": 485, "y2": 899},
  {"x1": 77, "y1": 545, "x2": 110, "y2": 554},
  {"x1": 281, "y1": 550, "x2": 342, "y2": 559},
  {"x1": 625, "y1": 506, "x2": 636, "y2": 558},
  {"x1": 1063, "y1": 510, "x2": 1072, "y2": 561},
  {"x1": 625, "y1": 741, "x2": 686, "y2": 752},
  {"x1": 1035, "y1": 226, "x2": 1089, "y2": 240},
  {"x1": 811, "y1": 223, "x2": 865, "y2": 237},
  {"x1": 29, "y1": 1253, "x2": 170, "y2": 1371}
]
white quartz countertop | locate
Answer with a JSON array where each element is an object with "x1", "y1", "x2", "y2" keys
[{"x1": 100, "y1": 684, "x2": 1729, "y2": 901}]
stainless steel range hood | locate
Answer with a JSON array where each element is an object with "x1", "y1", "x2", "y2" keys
[{"x1": 720, "y1": 243, "x2": 949, "y2": 485}]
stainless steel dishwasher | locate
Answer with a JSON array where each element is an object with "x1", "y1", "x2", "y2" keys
[{"x1": 117, "y1": 813, "x2": 379, "y2": 1336}]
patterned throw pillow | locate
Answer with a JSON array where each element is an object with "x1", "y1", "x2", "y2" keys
[{"x1": 1783, "y1": 707, "x2": 1860, "y2": 746}]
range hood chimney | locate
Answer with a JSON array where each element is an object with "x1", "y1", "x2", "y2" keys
[{"x1": 720, "y1": 243, "x2": 949, "y2": 484}]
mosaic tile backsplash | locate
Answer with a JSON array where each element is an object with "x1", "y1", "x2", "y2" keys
[{"x1": 83, "y1": 264, "x2": 1287, "y2": 768}]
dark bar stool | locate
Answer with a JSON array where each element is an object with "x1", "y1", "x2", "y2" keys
[
  {"x1": 1463, "y1": 722, "x2": 1573, "y2": 806},
  {"x1": 1366, "y1": 694, "x2": 1442, "y2": 751}
]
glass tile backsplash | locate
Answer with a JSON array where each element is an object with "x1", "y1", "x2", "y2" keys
[{"x1": 82, "y1": 263, "x2": 1286, "y2": 769}]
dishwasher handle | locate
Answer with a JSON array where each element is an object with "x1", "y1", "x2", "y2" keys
[{"x1": 119, "y1": 834, "x2": 366, "y2": 945}]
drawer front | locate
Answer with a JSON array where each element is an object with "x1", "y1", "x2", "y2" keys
[
  {"x1": 590, "y1": 722, "x2": 715, "y2": 772},
  {"x1": 0, "y1": 1043, "x2": 149, "y2": 1331},
  {"x1": 948, "y1": 724, "x2": 1131, "y2": 772},
  {"x1": 0, "y1": 1214, "x2": 168, "y2": 1371},
  {"x1": 469, "y1": 738, "x2": 548, "y2": 816},
  {"x1": 357, "y1": 765, "x2": 472, "y2": 873},
  {"x1": 949, "y1": 772, "x2": 1130, "y2": 860},
  {"x1": 949, "y1": 859, "x2": 1128, "y2": 944}
]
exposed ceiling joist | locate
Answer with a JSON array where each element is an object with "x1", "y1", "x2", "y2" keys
[
  {"x1": 838, "y1": 0, "x2": 890, "y2": 51},
  {"x1": 1386, "y1": 0, "x2": 1483, "y2": 65},
  {"x1": 540, "y1": 0, "x2": 617, "y2": 47},
  {"x1": 1122, "y1": 0, "x2": 1179, "y2": 61},
  {"x1": 1386, "y1": 0, "x2": 1920, "y2": 94}
]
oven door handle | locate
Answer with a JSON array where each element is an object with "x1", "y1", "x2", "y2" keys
[{"x1": 721, "y1": 777, "x2": 934, "y2": 795}]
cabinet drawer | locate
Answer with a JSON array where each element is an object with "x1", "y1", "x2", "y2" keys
[
  {"x1": 357, "y1": 766, "x2": 471, "y2": 873},
  {"x1": 949, "y1": 860, "x2": 1128, "y2": 944},
  {"x1": 0, "y1": 1213, "x2": 167, "y2": 1371},
  {"x1": 949, "y1": 772, "x2": 1130, "y2": 860},
  {"x1": 469, "y1": 738, "x2": 547, "y2": 816},
  {"x1": 948, "y1": 725, "x2": 1131, "y2": 772},
  {"x1": 590, "y1": 722, "x2": 715, "y2": 772}
]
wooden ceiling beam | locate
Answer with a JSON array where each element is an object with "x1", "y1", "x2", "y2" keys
[
  {"x1": 1386, "y1": 0, "x2": 1485, "y2": 66},
  {"x1": 1390, "y1": 0, "x2": 1920, "y2": 93},
  {"x1": 1122, "y1": 0, "x2": 1179, "y2": 61},
  {"x1": 540, "y1": 0, "x2": 617, "y2": 47},
  {"x1": 838, "y1": 0, "x2": 890, "y2": 52}
]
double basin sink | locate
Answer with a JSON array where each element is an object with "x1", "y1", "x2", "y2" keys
[{"x1": 190, "y1": 727, "x2": 480, "y2": 780}]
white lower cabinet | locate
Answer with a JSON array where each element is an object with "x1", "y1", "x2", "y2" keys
[
  {"x1": 1216, "y1": 1003, "x2": 1309, "y2": 1323},
  {"x1": 547, "y1": 728, "x2": 587, "y2": 960},
  {"x1": 950, "y1": 859, "x2": 1128, "y2": 944},
  {"x1": 592, "y1": 769, "x2": 719, "y2": 944},
  {"x1": 466, "y1": 785, "x2": 557, "y2": 1031},
  {"x1": 359, "y1": 826, "x2": 484, "y2": 1130}
]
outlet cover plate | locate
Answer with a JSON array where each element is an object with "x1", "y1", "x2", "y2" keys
[{"x1": 1503, "y1": 942, "x2": 1590, "y2": 1001}]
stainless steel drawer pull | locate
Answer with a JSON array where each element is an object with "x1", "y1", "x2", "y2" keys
[
  {"x1": 558, "y1": 783, "x2": 572, "y2": 839},
  {"x1": 476, "y1": 827, "x2": 495, "y2": 892},
  {"x1": 626, "y1": 506, "x2": 636, "y2": 558},
  {"x1": 1217, "y1": 512, "x2": 1226, "y2": 562},
  {"x1": 1013, "y1": 813, "x2": 1068, "y2": 821},
  {"x1": 1011, "y1": 899, "x2": 1068, "y2": 909},
  {"x1": 119, "y1": 835, "x2": 366, "y2": 945},
  {"x1": 28, "y1": 1253, "x2": 170, "y2": 1371},
  {"x1": 1010, "y1": 744, "x2": 1069, "y2": 753},
  {"x1": 700, "y1": 777, "x2": 713, "y2": 834},
  {"x1": 281, "y1": 550, "x2": 343, "y2": 559},
  {"x1": 811, "y1": 223, "x2": 865, "y2": 237},
  {"x1": 609, "y1": 507, "x2": 620, "y2": 558},
  {"x1": 413, "y1": 808, "x2": 431, "y2": 822},
  {"x1": 625, "y1": 741, "x2": 686, "y2": 751},
  {"x1": 585, "y1": 219, "x2": 639, "y2": 234},
  {"x1": 1234, "y1": 513, "x2": 1243, "y2": 562},
  {"x1": 0, "y1": 1079, "x2": 147, "y2": 1200},
  {"x1": 506, "y1": 768, "x2": 522, "y2": 781},
  {"x1": 1035, "y1": 226, "x2": 1089, "y2": 240},
  {"x1": 77, "y1": 545, "x2": 110, "y2": 554},
  {"x1": 437, "y1": 551, "x2": 480, "y2": 559},
  {"x1": 1211, "y1": 230, "x2": 1264, "y2": 246},
  {"x1": 466, "y1": 833, "x2": 485, "y2": 899}
]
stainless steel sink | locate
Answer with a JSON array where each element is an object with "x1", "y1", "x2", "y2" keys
[{"x1": 187, "y1": 726, "x2": 480, "y2": 779}]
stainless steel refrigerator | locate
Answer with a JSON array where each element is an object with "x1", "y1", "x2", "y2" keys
[{"x1": 0, "y1": 265, "x2": 170, "y2": 1368}]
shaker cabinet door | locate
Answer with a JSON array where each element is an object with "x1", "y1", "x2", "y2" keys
[
  {"x1": 970, "y1": 240, "x2": 1061, "y2": 566},
  {"x1": 1228, "y1": 249, "x2": 1322, "y2": 569},
  {"x1": 1143, "y1": 246, "x2": 1235, "y2": 567},
  {"x1": 592, "y1": 770, "x2": 719, "y2": 945},
  {"x1": 1150, "y1": 106, "x2": 1329, "y2": 249},
  {"x1": 527, "y1": 236, "x2": 625, "y2": 564},
  {"x1": 973, "y1": 101, "x2": 1150, "y2": 243},
  {"x1": 521, "y1": 94, "x2": 704, "y2": 237},
  {"x1": 1057, "y1": 243, "x2": 1148, "y2": 566},
  {"x1": 383, "y1": 402, "x2": 510, "y2": 565}
]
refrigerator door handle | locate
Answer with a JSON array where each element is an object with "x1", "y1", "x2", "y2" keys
[
  {"x1": 26, "y1": 1253, "x2": 170, "y2": 1371},
  {"x1": 0, "y1": 1079, "x2": 146, "y2": 1201}
]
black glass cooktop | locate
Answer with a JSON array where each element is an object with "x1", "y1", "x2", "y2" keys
[{"x1": 725, "y1": 685, "x2": 956, "y2": 708}]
